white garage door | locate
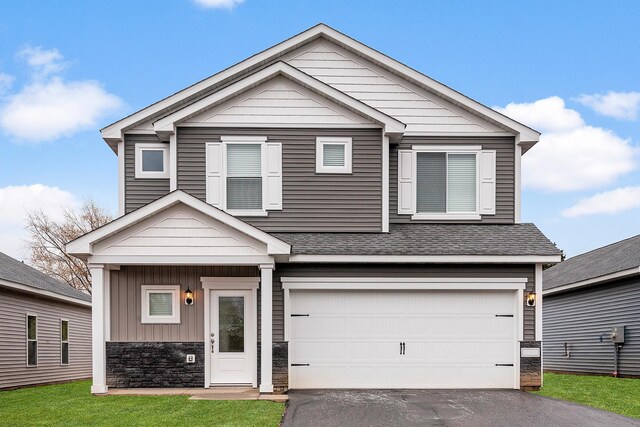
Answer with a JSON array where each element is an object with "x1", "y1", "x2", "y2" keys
[{"x1": 289, "y1": 289, "x2": 518, "y2": 389}]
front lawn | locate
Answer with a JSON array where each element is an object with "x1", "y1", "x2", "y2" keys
[
  {"x1": 534, "y1": 372, "x2": 640, "y2": 419},
  {"x1": 0, "y1": 380, "x2": 284, "y2": 427}
]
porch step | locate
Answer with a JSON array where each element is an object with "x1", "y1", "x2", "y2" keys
[{"x1": 107, "y1": 387, "x2": 287, "y2": 402}]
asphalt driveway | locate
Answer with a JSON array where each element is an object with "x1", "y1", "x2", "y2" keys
[{"x1": 282, "y1": 389, "x2": 640, "y2": 427}]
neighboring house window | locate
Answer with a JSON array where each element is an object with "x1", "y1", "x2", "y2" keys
[
  {"x1": 398, "y1": 146, "x2": 496, "y2": 220},
  {"x1": 60, "y1": 320, "x2": 69, "y2": 365},
  {"x1": 141, "y1": 285, "x2": 181, "y2": 324},
  {"x1": 135, "y1": 143, "x2": 169, "y2": 179},
  {"x1": 316, "y1": 137, "x2": 352, "y2": 173},
  {"x1": 26, "y1": 314, "x2": 37, "y2": 367},
  {"x1": 206, "y1": 137, "x2": 283, "y2": 215}
]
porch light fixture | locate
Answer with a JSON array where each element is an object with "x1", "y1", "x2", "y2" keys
[
  {"x1": 184, "y1": 288, "x2": 194, "y2": 306},
  {"x1": 526, "y1": 292, "x2": 536, "y2": 307}
]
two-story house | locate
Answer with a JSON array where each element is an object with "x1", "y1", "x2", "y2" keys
[{"x1": 67, "y1": 24, "x2": 561, "y2": 395}]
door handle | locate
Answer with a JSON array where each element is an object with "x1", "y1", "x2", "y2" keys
[{"x1": 211, "y1": 333, "x2": 215, "y2": 353}]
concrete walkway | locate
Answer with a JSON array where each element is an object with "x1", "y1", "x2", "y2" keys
[
  {"x1": 282, "y1": 389, "x2": 639, "y2": 427},
  {"x1": 107, "y1": 387, "x2": 288, "y2": 402}
]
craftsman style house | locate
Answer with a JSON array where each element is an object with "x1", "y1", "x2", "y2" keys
[{"x1": 66, "y1": 24, "x2": 560, "y2": 394}]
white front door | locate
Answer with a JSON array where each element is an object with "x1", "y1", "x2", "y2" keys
[{"x1": 210, "y1": 290, "x2": 253, "y2": 385}]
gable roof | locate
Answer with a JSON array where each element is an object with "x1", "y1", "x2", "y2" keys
[
  {"x1": 544, "y1": 234, "x2": 640, "y2": 294},
  {"x1": 0, "y1": 252, "x2": 91, "y2": 305},
  {"x1": 101, "y1": 23, "x2": 539, "y2": 149},
  {"x1": 66, "y1": 190, "x2": 291, "y2": 259}
]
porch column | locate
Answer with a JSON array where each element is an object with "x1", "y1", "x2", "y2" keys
[
  {"x1": 89, "y1": 265, "x2": 108, "y2": 394},
  {"x1": 259, "y1": 264, "x2": 274, "y2": 393}
]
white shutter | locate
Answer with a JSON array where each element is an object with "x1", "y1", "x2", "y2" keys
[
  {"x1": 264, "y1": 142, "x2": 282, "y2": 210},
  {"x1": 479, "y1": 150, "x2": 496, "y2": 215},
  {"x1": 206, "y1": 142, "x2": 224, "y2": 209},
  {"x1": 397, "y1": 150, "x2": 415, "y2": 215}
]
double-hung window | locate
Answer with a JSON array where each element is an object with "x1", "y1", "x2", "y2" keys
[
  {"x1": 398, "y1": 146, "x2": 496, "y2": 220},
  {"x1": 206, "y1": 136, "x2": 283, "y2": 216},
  {"x1": 141, "y1": 285, "x2": 181, "y2": 324},
  {"x1": 61, "y1": 320, "x2": 69, "y2": 365},
  {"x1": 26, "y1": 314, "x2": 37, "y2": 367}
]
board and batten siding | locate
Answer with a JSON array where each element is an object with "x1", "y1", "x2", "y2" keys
[
  {"x1": 390, "y1": 137, "x2": 515, "y2": 224},
  {"x1": 275, "y1": 263, "x2": 536, "y2": 341},
  {"x1": 0, "y1": 288, "x2": 91, "y2": 389},
  {"x1": 124, "y1": 134, "x2": 170, "y2": 213},
  {"x1": 543, "y1": 276, "x2": 640, "y2": 376},
  {"x1": 177, "y1": 127, "x2": 383, "y2": 232}
]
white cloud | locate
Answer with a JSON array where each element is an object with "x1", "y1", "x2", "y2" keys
[
  {"x1": 0, "y1": 72, "x2": 14, "y2": 95},
  {"x1": 0, "y1": 185, "x2": 80, "y2": 259},
  {"x1": 562, "y1": 186, "x2": 640, "y2": 217},
  {"x1": 576, "y1": 91, "x2": 640, "y2": 121},
  {"x1": 495, "y1": 96, "x2": 637, "y2": 192},
  {"x1": 0, "y1": 47, "x2": 123, "y2": 142},
  {"x1": 193, "y1": 0, "x2": 244, "y2": 9}
]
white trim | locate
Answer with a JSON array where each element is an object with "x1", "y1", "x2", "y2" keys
[
  {"x1": 134, "y1": 143, "x2": 169, "y2": 179},
  {"x1": 203, "y1": 283, "x2": 211, "y2": 389},
  {"x1": 542, "y1": 266, "x2": 640, "y2": 296},
  {"x1": 382, "y1": 135, "x2": 389, "y2": 232},
  {"x1": 60, "y1": 319, "x2": 69, "y2": 366},
  {"x1": 104, "y1": 272, "x2": 111, "y2": 342},
  {"x1": 259, "y1": 264, "x2": 274, "y2": 393},
  {"x1": 412, "y1": 213, "x2": 481, "y2": 221},
  {"x1": 180, "y1": 122, "x2": 381, "y2": 129},
  {"x1": 141, "y1": 285, "x2": 181, "y2": 324},
  {"x1": 66, "y1": 190, "x2": 291, "y2": 257},
  {"x1": 0, "y1": 279, "x2": 92, "y2": 307},
  {"x1": 101, "y1": 24, "x2": 536, "y2": 145},
  {"x1": 411, "y1": 145, "x2": 482, "y2": 151},
  {"x1": 287, "y1": 255, "x2": 562, "y2": 264},
  {"x1": 315, "y1": 137, "x2": 352, "y2": 174},
  {"x1": 515, "y1": 287, "x2": 523, "y2": 389},
  {"x1": 87, "y1": 255, "x2": 275, "y2": 266},
  {"x1": 26, "y1": 313, "x2": 37, "y2": 367},
  {"x1": 221, "y1": 136, "x2": 268, "y2": 143},
  {"x1": 281, "y1": 277, "x2": 527, "y2": 290},
  {"x1": 117, "y1": 141, "x2": 125, "y2": 217},
  {"x1": 514, "y1": 142, "x2": 522, "y2": 223},
  {"x1": 169, "y1": 134, "x2": 177, "y2": 191},
  {"x1": 535, "y1": 264, "x2": 543, "y2": 342},
  {"x1": 201, "y1": 277, "x2": 260, "y2": 289},
  {"x1": 90, "y1": 266, "x2": 107, "y2": 394}
]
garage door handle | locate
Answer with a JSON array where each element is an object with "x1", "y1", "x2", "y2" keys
[
  {"x1": 400, "y1": 342, "x2": 405, "y2": 355},
  {"x1": 291, "y1": 314, "x2": 309, "y2": 317},
  {"x1": 495, "y1": 314, "x2": 514, "y2": 317},
  {"x1": 495, "y1": 364, "x2": 514, "y2": 366}
]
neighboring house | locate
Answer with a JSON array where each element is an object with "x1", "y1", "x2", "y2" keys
[
  {"x1": 543, "y1": 235, "x2": 640, "y2": 377},
  {"x1": 0, "y1": 252, "x2": 92, "y2": 389},
  {"x1": 65, "y1": 24, "x2": 560, "y2": 395}
]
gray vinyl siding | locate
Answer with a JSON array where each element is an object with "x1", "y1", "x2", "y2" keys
[
  {"x1": 177, "y1": 127, "x2": 383, "y2": 232},
  {"x1": 543, "y1": 276, "x2": 640, "y2": 376},
  {"x1": 0, "y1": 288, "x2": 91, "y2": 389},
  {"x1": 390, "y1": 137, "x2": 515, "y2": 224},
  {"x1": 124, "y1": 134, "x2": 170, "y2": 213},
  {"x1": 275, "y1": 263, "x2": 536, "y2": 341}
]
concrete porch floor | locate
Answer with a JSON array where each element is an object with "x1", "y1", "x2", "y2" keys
[{"x1": 106, "y1": 387, "x2": 288, "y2": 402}]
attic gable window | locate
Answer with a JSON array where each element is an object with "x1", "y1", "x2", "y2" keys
[
  {"x1": 316, "y1": 137, "x2": 352, "y2": 174},
  {"x1": 135, "y1": 143, "x2": 169, "y2": 179}
]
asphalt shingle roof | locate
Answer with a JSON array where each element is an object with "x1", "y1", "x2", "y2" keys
[
  {"x1": 544, "y1": 234, "x2": 640, "y2": 291},
  {"x1": 0, "y1": 252, "x2": 91, "y2": 303},
  {"x1": 273, "y1": 223, "x2": 560, "y2": 257}
]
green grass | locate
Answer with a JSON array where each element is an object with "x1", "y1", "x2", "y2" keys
[
  {"x1": 0, "y1": 380, "x2": 284, "y2": 427},
  {"x1": 533, "y1": 373, "x2": 640, "y2": 419}
]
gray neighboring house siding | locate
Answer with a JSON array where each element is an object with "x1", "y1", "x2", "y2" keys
[
  {"x1": 390, "y1": 137, "x2": 515, "y2": 224},
  {"x1": 124, "y1": 134, "x2": 170, "y2": 213},
  {"x1": 543, "y1": 275, "x2": 640, "y2": 377},
  {"x1": 176, "y1": 127, "x2": 383, "y2": 232}
]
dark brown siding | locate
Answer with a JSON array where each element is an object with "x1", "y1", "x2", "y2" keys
[
  {"x1": 177, "y1": 127, "x2": 383, "y2": 232},
  {"x1": 124, "y1": 134, "x2": 170, "y2": 213},
  {"x1": 275, "y1": 263, "x2": 536, "y2": 341},
  {"x1": 0, "y1": 288, "x2": 92, "y2": 389},
  {"x1": 390, "y1": 137, "x2": 515, "y2": 224}
]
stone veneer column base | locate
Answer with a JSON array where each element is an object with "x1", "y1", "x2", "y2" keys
[
  {"x1": 106, "y1": 342, "x2": 204, "y2": 388},
  {"x1": 257, "y1": 341, "x2": 288, "y2": 394},
  {"x1": 520, "y1": 341, "x2": 542, "y2": 390}
]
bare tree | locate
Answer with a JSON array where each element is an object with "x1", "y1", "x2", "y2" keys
[{"x1": 26, "y1": 200, "x2": 112, "y2": 294}]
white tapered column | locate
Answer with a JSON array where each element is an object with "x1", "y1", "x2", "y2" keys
[
  {"x1": 259, "y1": 264, "x2": 274, "y2": 393},
  {"x1": 90, "y1": 265, "x2": 108, "y2": 394}
]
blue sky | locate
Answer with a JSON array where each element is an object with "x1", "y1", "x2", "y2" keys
[{"x1": 0, "y1": 0, "x2": 639, "y2": 259}]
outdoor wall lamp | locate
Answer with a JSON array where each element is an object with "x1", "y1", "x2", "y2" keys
[
  {"x1": 526, "y1": 292, "x2": 536, "y2": 307},
  {"x1": 184, "y1": 288, "x2": 194, "y2": 306}
]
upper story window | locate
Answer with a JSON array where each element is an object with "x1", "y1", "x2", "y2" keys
[
  {"x1": 316, "y1": 137, "x2": 352, "y2": 174},
  {"x1": 398, "y1": 146, "x2": 496, "y2": 220},
  {"x1": 206, "y1": 136, "x2": 282, "y2": 216},
  {"x1": 135, "y1": 143, "x2": 169, "y2": 179},
  {"x1": 141, "y1": 285, "x2": 181, "y2": 324}
]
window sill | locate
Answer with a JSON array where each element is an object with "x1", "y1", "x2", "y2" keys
[
  {"x1": 411, "y1": 213, "x2": 481, "y2": 221},
  {"x1": 134, "y1": 172, "x2": 170, "y2": 179},
  {"x1": 227, "y1": 210, "x2": 269, "y2": 217},
  {"x1": 141, "y1": 318, "x2": 181, "y2": 324}
]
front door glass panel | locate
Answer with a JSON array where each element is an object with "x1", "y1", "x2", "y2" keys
[{"x1": 218, "y1": 296, "x2": 245, "y2": 352}]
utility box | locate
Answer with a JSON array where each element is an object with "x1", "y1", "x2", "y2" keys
[{"x1": 611, "y1": 326, "x2": 625, "y2": 343}]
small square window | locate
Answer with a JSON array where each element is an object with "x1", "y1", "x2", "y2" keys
[
  {"x1": 141, "y1": 285, "x2": 181, "y2": 324},
  {"x1": 135, "y1": 143, "x2": 169, "y2": 179},
  {"x1": 316, "y1": 137, "x2": 352, "y2": 174}
]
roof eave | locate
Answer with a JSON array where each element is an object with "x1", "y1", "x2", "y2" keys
[{"x1": 543, "y1": 266, "x2": 640, "y2": 296}]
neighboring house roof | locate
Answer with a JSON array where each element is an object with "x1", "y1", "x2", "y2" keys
[
  {"x1": 274, "y1": 223, "x2": 560, "y2": 260},
  {"x1": 543, "y1": 234, "x2": 640, "y2": 294},
  {"x1": 101, "y1": 23, "x2": 539, "y2": 150},
  {"x1": 0, "y1": 252, "x2": 92, "y2": 305}
]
